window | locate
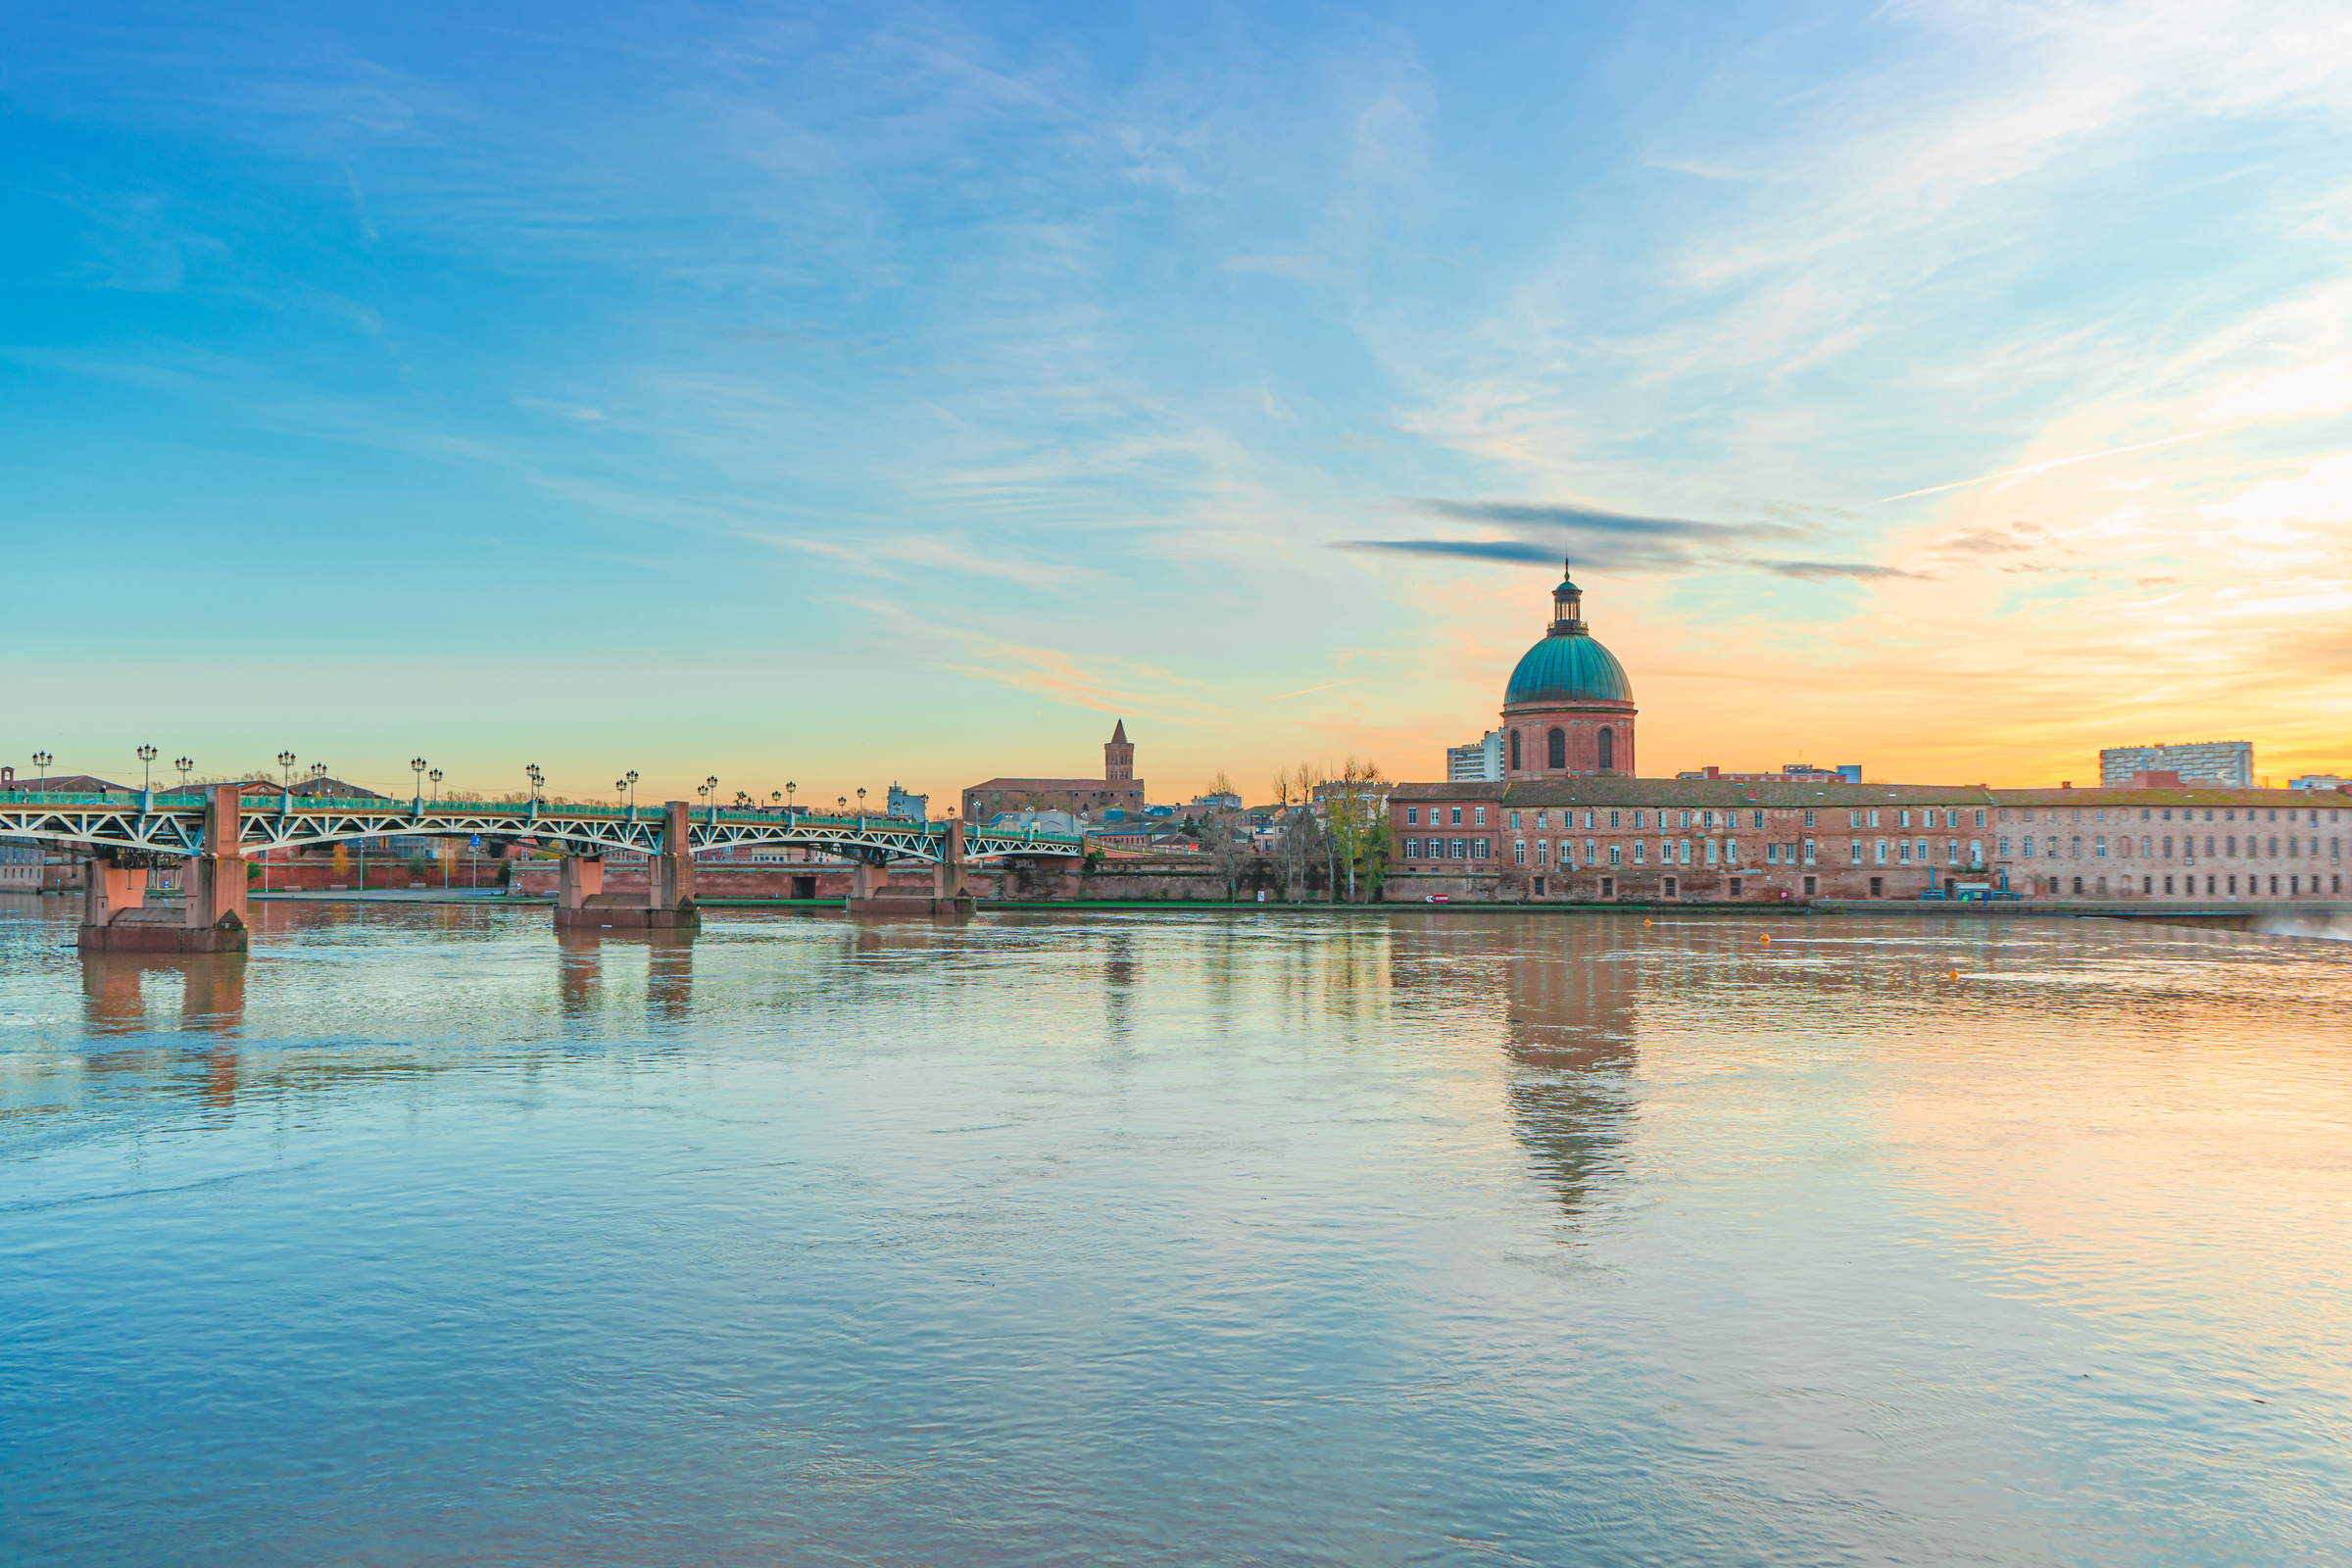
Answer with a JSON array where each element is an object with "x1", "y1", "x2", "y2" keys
[
  {"x1": 1535, "y1": 839, "x2": 1548, "y2": 862},
  {"x1": 1876, "y1": 839, "x2": 1889, "y2": 864},
  {"x1": 1804, "y1": 809, "x2": 1816, "y2": 828},
  {"x1": 1851, "y1": 841, "x2": 1863, "y2": 863},
  {"x1": 1729, "y1": 877, "x2": 1742, "y2": 897},
  {"x1": 1804, "y1": 839, "x2": 1816, "y2": 863},
  {"x1": 1547, "y1": 727, "x2": 1567, "y2": 769},
  {"x1": 1606, "y1": 811, "x2": 1618, "y2": 829},
  {"x1": 1597, "y1": 726, "x2": 1614, "y2": 770},
  {"x1": 1451, "y1": 839, "x2": 1466, "y2": 858},
  {"x1": 1975, "y1": 809, "x2": 1985, "y2": 828},
  {"x1": 1403, "y1": 839, "x2": 1419, "y2": 859},
  {"x1": 1754, "y1": 810, "x2": 1765, "y2": 829},
  {"x1": 1633, "y1": 842, "x2": 1645, "y2": 863},
  {"x1": 1474, "y1": 839, "x2": 1491, "y2": 858},
  {"x1": 1899, "y1": 809, "x2": 1911, "y2": 829},
  {"x1": 1406, "y1": 807, "x2": 1419, "y2": 825},
  {"x1": 1450, "y1": 808, "x2": 1462, "y2": 826},
  {"x1": 1970, "y1": 840, "x2": 1982, "y2": 862},
  {"x1": 1803, "y1": 875, "x2": 1817, "y2": 896},
  {"x1": 1870, "y1": 809, "x2": 1882, "y2": 828},
  {"x1": 1535, "y1": 811, "x2": 1547, "y2": 830},
  {"x1": 1513, "y1": 841, "x2": 1526, "y2": 864},
  {"x1": 1664, "y1": 875, "x2": 1679, "y2": 898},
  {"x1": 1897, "y1": 840, "x2": 1910, "y2": 863},
  {"x1": 1473, "y1": 808, "x2": 1486, "y2": 827},
  {"x1": 1768, "y1": 844, "x2": 1780, "y2": 864},
  {"x1": 1607, "y1": 844, "x2": 1621, "y2": 864},
  {"x1": 1509, "y1": 812, "x2": 1520, "y2": 831},
  {"x1": 1510, "y1": 730, "x2": 1522, "y2": 772}
]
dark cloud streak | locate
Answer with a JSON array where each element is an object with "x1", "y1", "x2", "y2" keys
[{"x1": 1336, "y1": 495, "x2": 1915, "y2": 586}]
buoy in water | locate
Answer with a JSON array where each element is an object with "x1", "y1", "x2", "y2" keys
[{"x1": 1760, "y1": 935, "x2": 1771, "y2": 944}]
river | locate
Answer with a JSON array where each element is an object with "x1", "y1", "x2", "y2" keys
[{"x1": 4, "y1": 897, "x2": 2348, "y2": 1565}]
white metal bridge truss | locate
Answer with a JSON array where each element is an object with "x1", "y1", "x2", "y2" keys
[{"x1": 0, "y1": 796, "x2": 1083, "y2": 866}]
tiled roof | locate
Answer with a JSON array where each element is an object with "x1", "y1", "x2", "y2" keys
[{"x1": 1390, "y1": 776, "x2": 2352, "y2": 811}]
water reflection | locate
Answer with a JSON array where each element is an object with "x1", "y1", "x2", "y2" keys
[
  {"x1": 77, "y1": 952, "x2": 248, "y2": 1040},
  {"x1": 554, "y1": 925, "x2": 698, "y2": 1027},
  {"x1": 8, "y1": 900, "x2": 2352, "y2": 1566},
  {"x1": 1494, "y1": 918, "x2": 1641, "y2": 1222}
]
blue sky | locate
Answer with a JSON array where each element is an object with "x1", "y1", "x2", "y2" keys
[{"x1": 8, "y1": 0, "x2": 2351, "y2": 803}]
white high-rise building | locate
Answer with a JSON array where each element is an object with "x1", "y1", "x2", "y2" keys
[
  {"x1": 1446, "y1": 729, "x2": 1505, "y2": 782},
  {"x1": 2099, "y1": 741, "x2": 2253, "y2": 788}
]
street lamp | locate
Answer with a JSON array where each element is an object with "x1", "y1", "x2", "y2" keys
[
  {"x1": 429, "y1": 767, "x2": 443, "y2": 803},
  {"x1": 705, "y1": 775, "x2": 718, "y2": 814},
  {"x1": 278, "y1": 752, "x2": 296, "y2": 790},
  {"x1": 309, "y1": 761, "x2": 329, "y2": 791},
  {"x1": 837, "y1": 796, "x2": 847, "y2": 813},
  {"x1": 137, "y1": 745, "x2": 158, "y2": 791},
  {"x1": 33, "y1": 752, "x2": 51, "y2": 791},
  {"x1": 858, "y1": 787, "x2": 867, "y2": 815},
  {"x1": 174, "y1": 757, "x2": 193, "y2": 792},
  {"x1": 786, "y1": 782, "x2": 796, "y2": 810},
  {"x1": 525, "y1": 763, "x2": 543, "y2": 802},
  {"x1": 411, "y1": 757, "x2": 427, "y2": 808}
]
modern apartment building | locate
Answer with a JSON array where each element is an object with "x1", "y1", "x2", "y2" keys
[{"x1": 2100, "y1": 741, "x2": 2252, "y2": 789}]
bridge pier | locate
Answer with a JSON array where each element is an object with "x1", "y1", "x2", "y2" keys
[
  {"x1": 78, "y1": 784, "x2": 248, "y2": 954},
  {"x1": 848, "y1": 820, "x2": 974, "y2": 916},
  {"x1": 553, "y1": 800, "x2": 701, "y2": 930}
]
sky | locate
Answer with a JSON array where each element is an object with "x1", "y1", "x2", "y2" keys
[{"x1": 7, "y1": 0, "x2": 2351, "y2": 806}]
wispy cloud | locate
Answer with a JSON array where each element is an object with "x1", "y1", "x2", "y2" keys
[{"x1": 1335, "y1": 497, "x2": 1912, "y2": 582}]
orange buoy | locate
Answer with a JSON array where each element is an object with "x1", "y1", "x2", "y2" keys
[
  {"x1": 1760, "y1": 935, "x2": 1771, "y2": 944},
  {"x1": 1643, "y1": 918, "x2": 1651, "y2": 925}
]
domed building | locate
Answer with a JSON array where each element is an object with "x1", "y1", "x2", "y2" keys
[{"x1": 1499, "y1": 561, "x2": 1636, "y2": 778}]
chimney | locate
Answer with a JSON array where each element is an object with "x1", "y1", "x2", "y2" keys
[{"x1": 2060, "y1": 781, "x2": 2072, "y2": 790}]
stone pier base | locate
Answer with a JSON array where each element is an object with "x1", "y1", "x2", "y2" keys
[
  {"x1": 553, "y1": 899, "x2": 700, "y2": 930},
  {"x1": 76, "y1": 913, "x2": 249, "y2": 954},
  {"x1": 847, "y1": 893, "x2": 975, "y2": 917}
]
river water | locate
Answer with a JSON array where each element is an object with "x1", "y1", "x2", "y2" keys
[{"x1": 3, "y1": 897, "x2": 2349, "y2": 1565}]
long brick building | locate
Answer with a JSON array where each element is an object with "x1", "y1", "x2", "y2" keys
[
  {"x1": 961, "y1": 721, "x2": 1146, "y2": 824},
  {"x1": 1387, "y1": 569, "x2": 2348, "y2": 904}
]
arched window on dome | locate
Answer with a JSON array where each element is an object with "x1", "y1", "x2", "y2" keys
[
  {"x1": 1597, "y1": 726, "x2": 1615, "y2": 771},
  {"x1": 1547, "y1": 728, "x2": 1566, "y2": 770},
  {"x1": 1510, "y1": 729, "x2": 1522, "y2": 772}
]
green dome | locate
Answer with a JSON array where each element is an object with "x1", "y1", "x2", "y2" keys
[{"x1": 1505, "y1": 631, "x2": 1633, "y2": 707}]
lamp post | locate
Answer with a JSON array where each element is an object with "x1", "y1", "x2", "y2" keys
[
  {"x1": 858, "y1": 787, "x2": 867, "y2": 817},
  {"x1": 174, "y1": 757, "x2": 193, "y2": 792},
  {"x1": 525, "y1": 763, "x2": 543, "y2": 803},
  {"x1": 137, "y1": 745, "x2": 158, "y2": 792},
  {"x1": 33, "y1": 752, "x2": 51, "y2": 792},
  {"x1": 412, "y1": 757, "x2": 427, "y2": 811},
  {"x1": 786, "y1": 782, "x2": 796, "y2": 811},
  {"x1": 279, "y1": 752, "x2": 296, "y2": 790},
  {"x1": 625, "y1": 770, "x2": 639, "y2": 814},
  {"x1": 428, "y1": 767, "x2": 443, "y2": 804}
]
